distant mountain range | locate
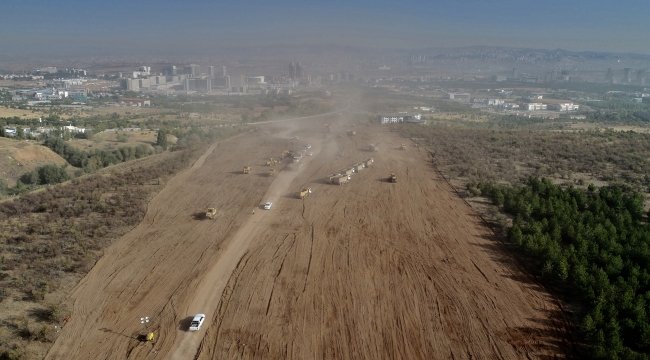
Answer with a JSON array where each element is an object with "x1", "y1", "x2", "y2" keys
[
  {"x1": 413, "y1": 46, "x2": 650, "y2": 61},
  {"x1": 1, "y1": 45, "x2": 649, "y2": 73}
]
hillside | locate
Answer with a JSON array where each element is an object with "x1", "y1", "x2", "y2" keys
[{"x1": 0, "y1": 137, "x2": 68, "y2": 186}]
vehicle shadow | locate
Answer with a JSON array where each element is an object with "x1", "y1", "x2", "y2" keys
[
  {"x1": 100, "y1": 327, "x2": 139, "y2": 340},
  {"x1": 178, "y1": 316, "x2": 194, "y2": 331},
  {"x1": 316, "y1": 177, "x2": 332, "y2": 185},
  {"x1": 192, "y1": 212, "x2": 207, "y2": 220}
]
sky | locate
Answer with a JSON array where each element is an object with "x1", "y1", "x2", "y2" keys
[{"x1": 2, "y1": 0, "x2": 649, "y2": 56}]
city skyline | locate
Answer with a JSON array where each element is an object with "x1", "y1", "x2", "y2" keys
[{"x1": 1, "y1": 0, "x2": 650, "y2": 56}]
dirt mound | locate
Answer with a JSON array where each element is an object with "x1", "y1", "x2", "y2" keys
[
  {"x1": 47, "y1": 116, "x2": 568, "y2": 359},
  {"x1": 0, "y1": 137, "x2": 68, "y2": 185}
]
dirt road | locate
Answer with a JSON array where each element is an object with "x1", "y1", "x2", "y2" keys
[{"x1": 47, "y1": 114, "x2": 567, "y2": 359}]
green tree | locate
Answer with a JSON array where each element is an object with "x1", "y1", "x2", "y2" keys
[
  {"x1": 37, "y1": 164, "x2": 69, "y2": 185},
  {"x1": 19, "y1": 170, "x2": 39, "y2": 185},
  {"x1": 156, "y1": 129, "x2": 168, "y2": 149}
]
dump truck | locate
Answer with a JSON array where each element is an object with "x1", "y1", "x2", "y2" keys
[
  {"x1": 298, "y1": 187, "x2": 312, "y2": 199},
  {"x1": 242, "y1": 166, "x2": 251, "y2": 174},
  {"x1": 343, "y1": 168, "x2": 355, "y2": 176},
  {"x1": 388, "y1": 173, "x2": 397, "y2": 183},
  {"x1": 330, "y1": 174, "x2": 350, "y2": 185},
  {"x1": 205, "y1": 208, "x2": 217, "y2": 219}
]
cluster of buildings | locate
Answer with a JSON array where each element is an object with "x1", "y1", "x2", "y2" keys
[
  {"x1": 3, "y1": 124, "x2": 86, "y2": 138},
  {"x1": 606, "y1": 68, "x2": 648, "y2": 85},
  {"x1": 10, "y1": 86, "x2": 87, "y2": 105},
  {"x1": 489, "y1": 99, "x2": 579, "y2": 112},
  {"x1": 121, "y1": 64, "x2": 230, "y2": 93},
  {"x1": 453, "y1": 92, "x2": 581, "y2": 112},
  {"x1": 121, "y1": 61, "x2": 315, "y2": 94},
  {"x1": 2, "y1": 66, "x2": 92, "y2": 104},
  {"x1": 0, "y1": 74, "x2": 44, "y2": 80},
  {"x1": 378, "y1": 113, "x2": 424, "y2": 124}
]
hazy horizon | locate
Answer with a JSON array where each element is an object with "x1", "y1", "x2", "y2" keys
[{"x1": 2, "y1": 0, "x2": 650, "y2": 58}]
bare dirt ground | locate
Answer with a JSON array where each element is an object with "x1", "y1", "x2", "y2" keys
[
  {"x1": 0, "y1": 137, "x2": 68, "y2": 185},
  {"x1": 46, "y1": 112, "x2": 568, "y2": 359}
]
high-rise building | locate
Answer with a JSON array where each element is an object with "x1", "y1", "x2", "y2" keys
[
  {"x1": 636, "y1": 69, "x2": 646, "y2": 85},
  {"x1": 184, "y1": 77, "x2": 212, "y2": 92},
  {"x1": 124, "y1": 78, "x2": 140, "y2": 91},
  {"x1": 164, "y1": 65, "x2": 177, "y2": 76},
  {"x1": 209, "y1": 66, "x2": 216, "y2": 78},
  {"x1": 624, "y1": 68, "x2": 632, "y2": 83},
  {"x1": 224, "y1": 75, "x2": 231, "y2": 90},
  {"x1": 288, "y1": 61, "x2": 303, "y2": 81},
  {"x1": 511, "y1": 68, "x2": 519, "y2": 80},
  {"x1": 606, "y1": 68, "x2": 614, "y2": 83},
  {"x1": 222, "y1": 65, "x2": 228, "y2": 77},
  {"x1": 295, "y1": 62, "x2": 303, "y2": 79},
  {"x1": 185, "y1": 64, "x2": 200, "y2": 77}
]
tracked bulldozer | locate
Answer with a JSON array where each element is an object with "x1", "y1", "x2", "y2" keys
[
  {"x1": 298, "y1": 187, "x2": 312, "y2": 199},
  {"x1": 205, "y1": 208, "x2": 217, "y2": 220},
  {"x1": 266, "y1": 158, "x2": 278, "y2": 167}
]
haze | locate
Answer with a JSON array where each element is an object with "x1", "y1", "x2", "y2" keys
[
  {"x1": 3, "y1": 0, "x2": 650, "y2": 359},
  {"x1": 2, "y1": 0, "x2": 650, "y2": 56}
]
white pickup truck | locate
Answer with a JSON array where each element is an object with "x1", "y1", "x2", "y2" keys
[{"x1": 189, "y1": 313, "x2": 205, "y2": 331}]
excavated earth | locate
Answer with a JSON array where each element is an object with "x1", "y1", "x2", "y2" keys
[{"x1": 46, "y1": 113, "x2": 567, "y2": 359}]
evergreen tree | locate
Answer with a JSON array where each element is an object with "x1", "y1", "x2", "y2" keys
[{"x1": 156, "y1": 129, "x2": 168, "y2": 149}]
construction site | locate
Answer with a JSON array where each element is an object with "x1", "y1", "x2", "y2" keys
[{"x1": 44, "y1": 108, "x2": 567, "y2": 359}]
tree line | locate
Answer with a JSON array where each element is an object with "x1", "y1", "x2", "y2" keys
[
  {"x1": 478, "y1": 178, "x2": 650, "y2": 359},
  {"x1": 43, "y1": 137, "x2": 155, "y2": 172}
]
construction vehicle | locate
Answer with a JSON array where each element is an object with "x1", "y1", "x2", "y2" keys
[
  {"x1": 298, "y1": 187, "x2": 312, "y2": 199},
  {"x1": 189, "y1": 314, "x2": 206, "y2": 331},
  {"x1": 388, "y1": 173, "x2": 397, "y2": 183},
  {"x1": 281, "y1": 150, "x2": 291, "y2": 159},
  {"x1": 365, "y1": 158, "x2": 374, "y2": 167},
  {"x1": 205, "y1": 208, "x2": 217, "y2": 219},
  {"x1": 399, "y1": 144, "x2": 407, "y2": 150},
  {"x1": 242, "y1": 166, "x2": 251, "y2": 174},
  {"x1": 329, "y1": 174, "x2": 350, "y2": 185},
  {"x1": 347, "y1": 130, "x2": 356, "y2": 136},
  {"x1": 367, "y1": 144, "x2": 378, "y2": 152},
  {"x1": 268, "y1": 168, "x2": 277, "y2": 177},
  {"x1": 266, "y1": 158, "x2": 278, "y2": 166}
]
